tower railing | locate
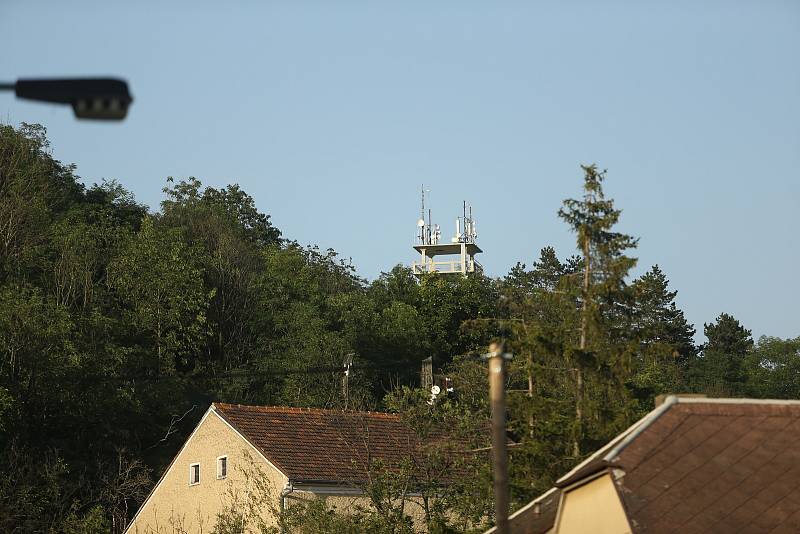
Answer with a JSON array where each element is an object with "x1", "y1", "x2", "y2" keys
[{"x1": 411, "y1": 258, "x2": 477, "y2": 275}]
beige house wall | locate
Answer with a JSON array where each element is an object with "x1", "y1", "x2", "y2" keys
[
  {"x1": 126, "y1": 408, "x2": 287, "y2": 534},
  {"x1": 555, "y1": 473, "x2": 631, "y2": 534}
]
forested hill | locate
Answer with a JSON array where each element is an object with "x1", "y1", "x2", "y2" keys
[{"x1": 1, "y1": 123, "x2": 798, "y2": 533}]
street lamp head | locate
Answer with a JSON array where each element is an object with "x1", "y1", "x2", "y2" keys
[{"x1": 14, "y1": 78, "x2": 133, "y2": 120}]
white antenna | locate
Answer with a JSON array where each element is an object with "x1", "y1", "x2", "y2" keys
[
  {"x1": 417, "y1": 185, "x2": 427, "y2": 244},
  {"x1": 417, "y1": 184, "x2": 434, "y2": 245},
  {"x1": 420, "y1": 184, "x2": 425, "y2": 224}
]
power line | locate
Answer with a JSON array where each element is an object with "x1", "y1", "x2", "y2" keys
[{"x1": 89, "y1": 362, "x2": 415, "y2": 385}]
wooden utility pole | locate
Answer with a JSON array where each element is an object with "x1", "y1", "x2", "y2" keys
[
  {"x1": 342, "y1": 354, "x2": 354, "y2": 409},
  {"x1": 421, "y1": 356, "x2": 433, "y2": 392},
  {"x1": 486, "y1": 341, "x2": 512, "y2": 534}
]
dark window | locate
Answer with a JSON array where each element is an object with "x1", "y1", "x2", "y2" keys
[
  {"x1": 218, "y1": 456, "x2": 227, "y2": 479},
  {"x1": 190, "y1": 463, "x2": 200, "y2": 485}
]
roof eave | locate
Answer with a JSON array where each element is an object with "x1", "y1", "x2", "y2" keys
[{"x1": 555, "y1": 395, "x2": 680, "y2": 487}]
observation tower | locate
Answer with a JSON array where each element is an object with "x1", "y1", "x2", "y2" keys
[{"x1": 411, "y1": 186, "x2": 482, "y2": 276}]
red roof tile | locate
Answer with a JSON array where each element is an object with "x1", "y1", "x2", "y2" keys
[{"x1": 213, "y1": 403, "x2": 422, "y2": 484}]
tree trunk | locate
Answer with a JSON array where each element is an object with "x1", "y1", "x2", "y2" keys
[
  {"x1": 528, "y1": 353, "x2": 534, "y2": 439},
  {"x1": 574, "y1": 233, "x2": 591, "y2": 457}
]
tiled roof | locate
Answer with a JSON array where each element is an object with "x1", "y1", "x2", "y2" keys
[
  {"x1": 499, "y1": 397, "x2": 800, "y2": 534},
  {"x1": 213, "y1": 403, "x2": 421, "y2": 484},
  {"x1": 612, "y1": 398, "x2": 800, "y2": 533}
]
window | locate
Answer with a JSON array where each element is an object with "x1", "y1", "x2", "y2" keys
[
  {"x1": 217, "y1": 456, "x2": 228, "y2": 479},
  {"x1": 189, "y1": 463, "x2": 200, "y2": 485}
]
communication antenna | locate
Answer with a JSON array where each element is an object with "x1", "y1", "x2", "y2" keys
[
  {"x1": 420, "y1": 185, "x2": 426, "y2": 226},
  {"x1": 463, "y1": 200, "x2": 467, "y2": 240},
  {"x1": 418, "y1": 185, "x2": 431, "y2": 245},
  {"x1": 411, "y1": 189, "x2": 482, "y2": 275},
  {"x1": 470, "y1": 205, "x2": 476, "y2": 240},
  {"x1": 428, "y1": 207, "x2": 432, "y2": 244}
]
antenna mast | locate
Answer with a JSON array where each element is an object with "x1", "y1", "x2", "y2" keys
[
  {"x1": 410, "y1": 189, "x2": 482, "y2": 276},
  {"x1": 418, "y1": 185, "x2": 429, "y2": 245},
  {"x1": 421, "y1": 184, "x2": 425, "y2": 225}
]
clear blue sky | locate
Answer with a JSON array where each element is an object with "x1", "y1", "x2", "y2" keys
[{"x1": 2, "y1": 1, "x2": 798, "y2": 342}]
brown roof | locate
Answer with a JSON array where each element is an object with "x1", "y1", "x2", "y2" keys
[
  {"x1": 499, "y1": 397, "x2": 800, "y2": 534},
  {"x1": 213, "y1": 403, "x2": 420, "y2": 484}
]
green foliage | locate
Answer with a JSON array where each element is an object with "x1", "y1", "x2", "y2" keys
[
  {"x1": 161, "y1": 177, "x2": 281, "y2": 248},
  {"x1": 108, "y1": 216, "x2": 211, "y2": 375},
  {"x1": 0, "y1": 444, "x2": 71, "y2": 532},
  {"x1": 62, "y1": 505, "x2": 111, "y2": 534},
  {"x1": 0, "y1": 284, "x2": 74, "y2": 437},
  {"x1": 556, "y1": 164, "x2": 640, "y2": 454},
  {"x1": 0, "y1": 123, "x2": 84, "y2": 282},
  {"x1": 628, "y1": 265, "x2": 697, "y2": 408},
  {"x1": 744, "y1": 336, "x2": 800, "y2": 398},
  {"x1": 688, "y1": 313, "x2": 754, "y2": 396}
]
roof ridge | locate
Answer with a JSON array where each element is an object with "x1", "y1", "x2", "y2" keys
[
  {"x1": 675, "y1": 397, "x2": 800, "y2": 405},
  {"x1": 212, "y1": 402, "x2": 402, "y2": 419}
]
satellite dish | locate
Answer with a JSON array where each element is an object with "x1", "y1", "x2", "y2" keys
[
  {"x1": 417, "y1": 219, "x2": 425, "y2": 227},
  {"x1": 430, "y1": 385, "x2": 441, "y2": 395}
]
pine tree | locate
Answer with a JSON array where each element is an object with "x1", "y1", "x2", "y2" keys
[
  {"x1": 629, "y1": 265, "x2": 697, "y2": 405},
  {"x1": 691, "y1": 313, "x2": 753, "y2": 396},
  {"x1": 558, "y1": 164, "x2": 638, "y2": 456}
]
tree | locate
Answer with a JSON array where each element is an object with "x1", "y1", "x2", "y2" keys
[
  {"x1": 416, "y1": 272, "x2": 499, "y2": 366},
  {"x1": 160, "y1": 178, "x2": 280, "y2": 372},
  {"x1": 628, "y1": 265, "x2": 697, "y2": 406},
  {"x1": 557, "y1": 164, "x2": 638, "y2": 455},
  {"x1": 108, "y1": 217, "x2": 210, "y2": 375},
  {"x1": 691, "y1": 313, "x2": 753, "y2": 396},
  {"x1": 490, "y1": 248, "x2": 584, "y2": 502},
  {"x1": 744, "y1": 336, "x2": 800, "y2": 399},
  {"x1": 0, "y1": 285, "x2": 73, "y2": 434},
  {"x1": 0, "y1": 123, "x2": 83, "y2": 283},
  {"x1": 383, "y1": 386, "x2": 493, "y2": 532},
  {"x1": 161, "y1": 177, "x2": 281, "y2": 248}
]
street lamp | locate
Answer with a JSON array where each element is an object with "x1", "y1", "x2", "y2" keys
[{"x1": 0, "y1": 77, "x2": 133, "y2": 120}]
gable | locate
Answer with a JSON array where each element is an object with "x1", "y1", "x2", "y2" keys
[
  {"x1": 555, "y1": 472, "x2": 631, "y2": 534},
  {"x1": 125, "y1": 407, "x2": 286, "y2": 533}
]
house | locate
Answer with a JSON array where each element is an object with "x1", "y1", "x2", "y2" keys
[
  {"x1": 125, "y1": 402, "x2": 429, "y2": 533},
  {"x1": 488, "y1": 395, "x2": 800, "y2": 534}
]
